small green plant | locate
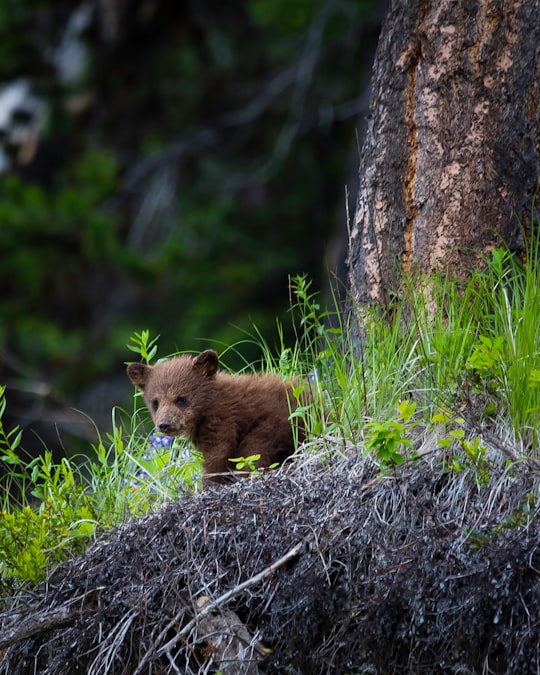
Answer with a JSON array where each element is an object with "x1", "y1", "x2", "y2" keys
[
  {"x1": 432, "y1": 411, "x2": 466, "y2": 448},
  {"x1": 453, "y1": 436, "x2": 492, "y2": 486},
  {"x1": 466, "y1": 335, "x2": 506, "y2": 393},
  {"x1": 433, "y1": 412, "x2": 492, "y2": 485},
  {"x1": 364, "y1": 400, "x2": 418, "y2": 467},
  {"x1": 228, "y1": 453, "x2": 281, "y2": 479},
  {"x1": 127, "y1": 329, "x2": 160, "y2": 365},
  {"x1": 229, "y1": 453, "x2": 262, "y2": 473},
  {"x1": 466, "y1": 336, "x2": 505, "y2": 376},
  {"x1": 289, "y1": 274, "x2": 338, "y2": 357}
]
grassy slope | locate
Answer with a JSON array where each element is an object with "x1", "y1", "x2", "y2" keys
[{"x1": 0, "y1": 244, "x2": 540, "y2": 596}]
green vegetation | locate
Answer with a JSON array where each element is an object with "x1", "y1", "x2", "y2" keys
[
  {"x1": 2, "y1": 237, "x2": 540, "y2": 588},
  {"x1": 0, "y1": 343, "x2": 202, "y2": 584},
  {"x1": 364, "y1": 399, "x2": 417, "y2": 467}
]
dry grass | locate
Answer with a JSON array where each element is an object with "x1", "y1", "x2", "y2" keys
[{"x1": 1, "y1": 430, "x2": 540, "y2": 674}]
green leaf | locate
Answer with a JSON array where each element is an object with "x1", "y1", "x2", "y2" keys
[{"x1": 432, "y1": 412, "x2": 452, "y2": 423}]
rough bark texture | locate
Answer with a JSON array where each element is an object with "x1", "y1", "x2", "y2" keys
[{"x1": 348, "y1": 0, "x2": 540, "y2": 306}]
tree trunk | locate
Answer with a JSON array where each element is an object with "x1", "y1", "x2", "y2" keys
[{"x1": 348, "y1": 0, "x2": 540, "y2": 307}]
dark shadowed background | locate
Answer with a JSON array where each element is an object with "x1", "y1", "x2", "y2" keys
[{"x1": 0, "y1": 0, "x2": 387, "y2": 456}]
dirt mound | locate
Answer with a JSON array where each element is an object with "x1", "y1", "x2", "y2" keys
[{"x1": 1, "y1": 437, "x2": 540, "y2": 674}]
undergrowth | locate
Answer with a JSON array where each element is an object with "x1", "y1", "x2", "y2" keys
[{"x1": 1, "y1": 236, "x2": 540, "y2": 588}]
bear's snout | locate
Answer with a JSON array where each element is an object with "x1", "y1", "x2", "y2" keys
[{"x1": 158, "y1": 420, "x2": 174, "y2": 434}]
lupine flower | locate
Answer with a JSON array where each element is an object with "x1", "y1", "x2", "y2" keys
[
  {"x1": 128, "y1": 430, "x2": 197, "y2": 492},
  {"x1": 148, "y1": 432, "x2": 174, "y2": 450}
]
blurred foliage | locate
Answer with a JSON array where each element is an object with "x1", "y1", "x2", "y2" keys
[
  {"x1": 0, "y1": 0, "x2": 384, "y2": 451},
  {"x1": 0, "y1": 151, "x2": 126, "y2": 383}
]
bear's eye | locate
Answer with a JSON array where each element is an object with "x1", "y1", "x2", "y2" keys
[
  {"x1": 151, "y1": 398, "x2": 159, "y2": 411},
  {"x1": 175, "y1": 395, "x2": 188, "y2": 407}
]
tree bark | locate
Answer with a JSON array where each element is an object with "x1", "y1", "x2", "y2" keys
[{"x1": 348, "y1": 0, "x2": 540, "y2": 307}]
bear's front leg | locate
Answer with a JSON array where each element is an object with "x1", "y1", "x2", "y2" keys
[{"x1": 193, "y1": 423, "x2": 239, "y2": 485}]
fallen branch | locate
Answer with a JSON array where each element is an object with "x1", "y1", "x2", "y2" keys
[
  {"x1": 133, "y1": 540, "x2": 305, "y2": 675},
  {"x1": 0, "y1": 591, "x2": 100, "y2": 650}
]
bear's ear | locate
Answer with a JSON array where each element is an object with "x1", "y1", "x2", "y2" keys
[
  {"x1": 127, "y1": 362, "x2": 152, "y2": 390},
  {"x1": 192, "y1": 349, "x2": 218, "y2": 377}
]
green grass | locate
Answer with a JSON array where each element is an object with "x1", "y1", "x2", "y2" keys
[
  {"x1": 0, "y1": 378, "x2": 202, "y2": 585},
  {"x1": 471, "y1": 246, "x2": 540, "y2": 443},
  {"x1": 2, "y1": 236, "x2": 540, "y2": 588}
]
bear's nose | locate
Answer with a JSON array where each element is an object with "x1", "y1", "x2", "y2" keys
[{"x1": 158, "y1": 420, "x2": 173, "y2": 433}]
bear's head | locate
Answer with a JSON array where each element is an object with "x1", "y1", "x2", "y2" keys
[{"x1": 126, "y1": 349, "x2": 219, "y2": 439}]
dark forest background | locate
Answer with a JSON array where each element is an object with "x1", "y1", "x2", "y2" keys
[{"x1": 0, "y1": 0, "x2": 386, "y2": 455}]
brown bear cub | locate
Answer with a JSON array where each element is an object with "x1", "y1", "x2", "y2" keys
[{"x1": 127, "y1": 350, "x2": 304, "y2": 483}]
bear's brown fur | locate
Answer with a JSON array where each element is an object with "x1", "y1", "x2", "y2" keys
[{"x1": 127, "y1": 350, "x2": 304, "y2": 483}]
